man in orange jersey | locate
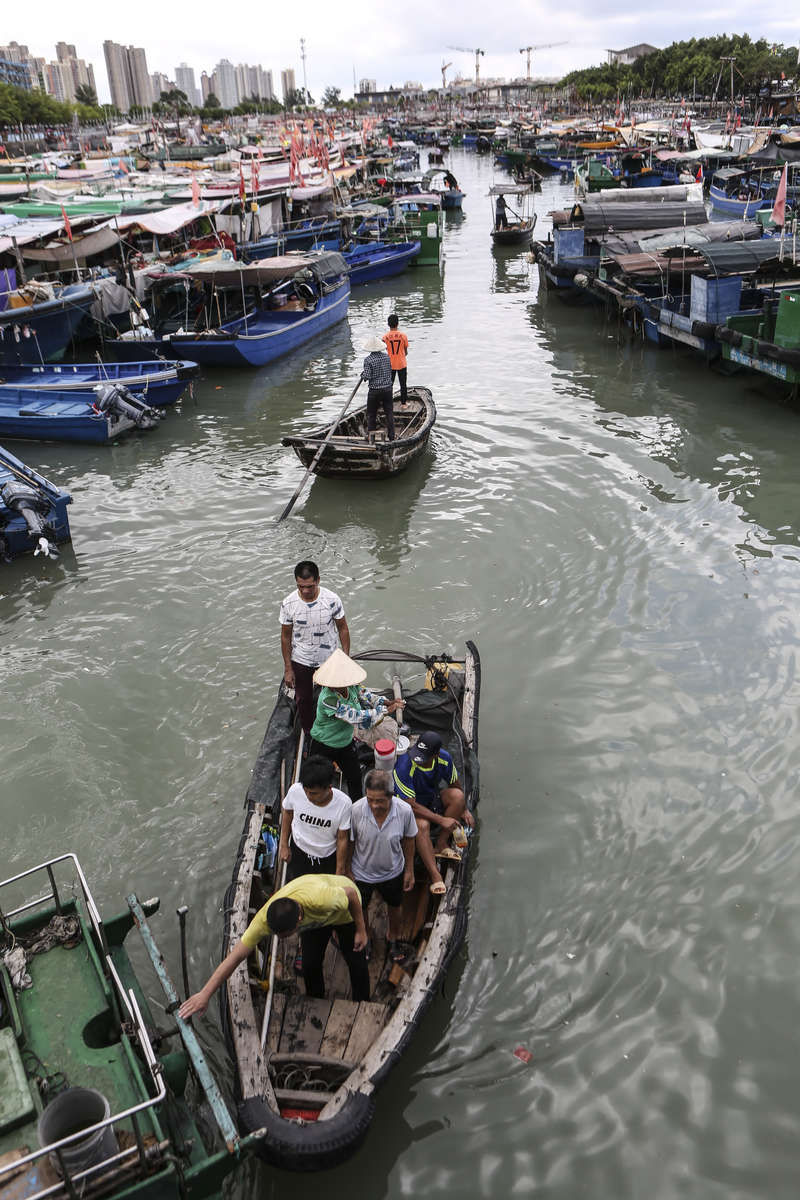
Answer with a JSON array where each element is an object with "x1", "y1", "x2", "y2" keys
[{"x1": 382, "y1": 312, "x2": 409, "y2": 404}]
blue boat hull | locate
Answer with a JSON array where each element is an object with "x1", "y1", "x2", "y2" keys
[
  {"x1": 0, "y1": 444, "x2": 72, "y2": 558},
  {"x1": 0, "y1": 360, "x2": 198, "y2": 407},
  {"x1": 132, "y1": 281, "x2": 351, "y2": 367},
  {"x1": 343, "y1": 241, "x2": 420, "y2": 284},
  {"x1": 0, "y1": 387, "x2": 152, "y2": 444},
  {"x1": 0, "y1": 286, "x2": 95, "y2": 365},
  {"x1": 708, "y1": 186, "x2": 771, "y2": 218}
]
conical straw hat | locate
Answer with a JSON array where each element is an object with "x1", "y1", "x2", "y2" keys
[{"x1": 313, "y1": 648, "x2": 367, "y2": 687}]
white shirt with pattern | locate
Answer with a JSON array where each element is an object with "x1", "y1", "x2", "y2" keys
[{"x1": 279, "y1": 586, "x2": 345, "y2": 668}]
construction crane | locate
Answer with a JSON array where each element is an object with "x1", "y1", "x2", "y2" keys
[
  {"x1": 447, "y1": 46, "x2": 486, "y2": 83},
  {"x1": 441, "y1": 60, "x2": 452, "y2": 88},
  {"x1": 519, "y1": 42, "x2": 567, "y2": 80}
]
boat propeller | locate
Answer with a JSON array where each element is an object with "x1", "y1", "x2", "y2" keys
[
  {"x1": 0, "y1": 481, "x2": 59, "y2": 559},
  {"x1": 93, "y1": 382, "x2": 162, "y2": 430}
]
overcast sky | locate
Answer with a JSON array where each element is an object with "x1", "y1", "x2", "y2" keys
[{"x1": 9, "y1": 1, "x2": 799, "y2": 101}]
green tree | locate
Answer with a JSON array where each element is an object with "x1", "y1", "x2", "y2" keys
[
  {"x1": 74, "y1": 83, "x2": 97, "y2": 106},
  {"x1": 321, "y1": 85, "x2": 341, "y2": 108}
]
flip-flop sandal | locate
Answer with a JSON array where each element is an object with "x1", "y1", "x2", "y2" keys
[
  {"x1": 435, "y1": 847, "x2": 462, "y2": 862},
  {"x1": 430, "y1": 881, "x2": 447, "y2": 895}
]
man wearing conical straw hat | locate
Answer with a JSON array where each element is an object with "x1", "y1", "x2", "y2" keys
[{"x1": 308, "y1": 649, "x2": 405, "y2": 800}]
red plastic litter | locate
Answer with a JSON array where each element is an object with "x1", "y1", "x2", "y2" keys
[
  {"x1": 513, "y1": 1046, "x2": 532, "y2": 1064},
  {"x1": 280, "y1": 1107, "x2": 320, "y2": 1122}
]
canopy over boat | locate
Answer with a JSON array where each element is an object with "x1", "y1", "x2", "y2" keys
[{"x1": 160, "y1": 251, "x2": 348, "y2": 289}]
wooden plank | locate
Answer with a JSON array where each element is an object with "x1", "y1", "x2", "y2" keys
[
  {"x1": 397, "y1": 880, "x2": 429, "y2": 942},
  {"x1": 266, "y1": 991, "x2": 287, "y2": 1053},
  {"x1": 344, "y1": 1002, "x2": 388, "y2": 1063},
  {"x1": 279, "y1": 997, "x2": 332, "y2": 1055},
  {"x1": 320, "y1": 998, "x2": 360, "y2": 1060}
]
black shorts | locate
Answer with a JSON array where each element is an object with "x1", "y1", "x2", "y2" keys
[{"x1": 355, "y1": 870, "x2": 405, "y2": 910}]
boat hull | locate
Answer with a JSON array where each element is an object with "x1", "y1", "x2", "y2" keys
[
  {"x1": 282, "y1": 387, "x2": 435, "y2": 477},
  {"x1": 130, "y1": 282, "x2": 350, "y2": 367},
  {"x1": 0, "y1": 360, "x2": 199, "y2": 406},
  {"x1": 0, "y1": 286, "x2": 95, "y2": 365},
  {"x1": 0, "y1": 388, "x2": 151, "y2": 443},
  {"x1": 0, "y1": 445, "x2": 72, "y2": 558},
  {"x1": 344, "y1": 241, "x2": 421, "y2": 284}
]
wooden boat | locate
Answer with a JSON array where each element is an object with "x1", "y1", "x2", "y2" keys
[
  {"x1": 220, "y1": 644, "x2": 481, "y2": 1170},
  {"x1": 282, "y1": 386, "x2": 435, "y2": 478},
  {"x1": 490, "y1": 183, "x2": 537, "y2": 247},
  {"x1": 0, "y1": 444, "x2": 71, "y2": 559},
  {"x1": 0, "y1": 853, "x2": 261, "y2": 1198}
]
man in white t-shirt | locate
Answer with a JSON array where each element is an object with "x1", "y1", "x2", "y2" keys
[
  {"x1": 280, "y1": 559, "x2": 350, "y2": 734},
  {"x1": 279, "y1": 755, "x2": 352, "y2": 879}
]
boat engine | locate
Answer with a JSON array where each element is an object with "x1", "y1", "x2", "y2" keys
[
  {"x1": 0, "y1": 480, "x2": 59, "y2": 559},
  {"x1": 93, "y1": 382, "x2": 161, "y2": 429}
]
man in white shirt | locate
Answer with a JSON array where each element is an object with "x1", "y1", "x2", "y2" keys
[
  {"x1": 279, "y1": 755, "x2": 352, "y2": 878},
  {"x1": 280, "y1": 559, "x2": 350, "y2": 734}
]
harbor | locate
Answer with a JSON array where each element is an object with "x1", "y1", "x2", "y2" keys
[{"x1": 4, "y1": 98, "x2": 800, "y2": 1197}]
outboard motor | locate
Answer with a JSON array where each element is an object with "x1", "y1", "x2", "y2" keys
[
  {"x1": 93, "y1": 382, "x2": 161, "y2": 430},
  {"x1": 0, "y1": 480, "x2": 59, "y2": 559}
]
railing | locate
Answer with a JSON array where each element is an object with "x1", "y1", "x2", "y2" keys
[{"x1": 0, "y1": 854, "x2": 169, "y2": 1198}]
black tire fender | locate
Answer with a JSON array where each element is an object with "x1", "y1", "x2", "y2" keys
[{"x1": 239, "y1": 1090, "x2": 376, "y2": 1172}]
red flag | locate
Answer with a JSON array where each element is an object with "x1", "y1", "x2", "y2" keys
[
  {"x1": 118, "y1": 158, "x2": 129, "y2": 175},
  {"x1": 251, "y1": 159, "x2": 259, "y2": 193},
  {"x1": 771, "y1": 163, "x2": 788, "y2": 227},
  {"x1": 60, "y1": 205, "x2": 72, "y2": 242},
  {"x1": 238, "y1": 162, "x2": 246, "y2": 203},
  {"x1": 191, "y1": 175, "x2": 201, "y2": 207},
  {"x1": 695, "y1": 164, "x2": 703, "y2": 183},
  {"x1": 387, "y1": 134, "x2": 393, "y2": 148}
]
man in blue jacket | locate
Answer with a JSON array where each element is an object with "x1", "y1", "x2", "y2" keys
[{"x1": 392, "y1": 731, "x2": 474, "y2": 859}]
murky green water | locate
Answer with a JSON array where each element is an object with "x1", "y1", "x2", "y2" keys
[{"x1": 4, "y1": 150, "x2": 800, "y2": 1198}]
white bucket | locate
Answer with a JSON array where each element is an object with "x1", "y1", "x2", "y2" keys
[{"x1": 373, "y1": 738, "x2": 397, "y2": 772}]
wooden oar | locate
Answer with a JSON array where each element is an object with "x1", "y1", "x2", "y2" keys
[{"x1": 276, "y1": 377, "x2": 363, "y2": 523}]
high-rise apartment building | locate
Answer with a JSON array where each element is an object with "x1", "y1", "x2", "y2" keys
[
  {"x1": 281, "y1": 68, "x2": 296, "y2": 102},
  {"x1": 200, "y1": 71, "x2": 211, "y2": 103},
  {"x1": 175, "y1": 63, "x2": 199, "y2": 105},
  {"x1": 213, "y1": 58, "x2": 237, "y2": 109},
  {"x1": 103, "y1": 40, "x2": 151, "y2": 110}
]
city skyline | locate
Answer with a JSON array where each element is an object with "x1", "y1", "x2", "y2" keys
[{"x1": 2, "y1": 0, "x2": 798, "y2": 109}]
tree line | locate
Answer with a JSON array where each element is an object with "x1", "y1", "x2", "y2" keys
[{"x1": 560, "y1": 34, "x2": 800, "y2": 102}]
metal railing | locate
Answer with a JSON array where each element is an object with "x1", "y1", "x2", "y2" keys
[{"x1": 0, "y1": 854, "x2": 169, "y2": 1198}]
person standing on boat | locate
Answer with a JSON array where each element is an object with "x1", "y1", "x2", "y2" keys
[
  {"x1": 348, "y1": 770, "x2": 446, "y2": 962},
  {"x1": 308, "y1": 649, "x2": 404, "y2": 800},
  {"x1": 382, "y1": 313, "x2": 409, "y2": 405},
  {"x1": 393, "y1": 731, "x2": 474, "y2": 858},
  {"x1": 178, "y1": 873, "x2": 370, "y2": 1015},
  {"x1": 280, "y1": 755, "x2": 352, "y2": 879},
  {"x1": 280, "y1": 560, "x2": 350, "y2": 736},
  {"x1": 495, "y1": 193, "x2": 509, "y2": 230},
  {"x1": 361, "y1": 336, "x2": 396, "y2": 443}
]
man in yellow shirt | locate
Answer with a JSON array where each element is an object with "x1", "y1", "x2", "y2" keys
[{"x1": 178, "y1": 874, "x2": 369, "y2": 1016}]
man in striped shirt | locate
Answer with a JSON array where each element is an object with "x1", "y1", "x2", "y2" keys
[{"x1": 361, "y1": 336, "x2": 395, "y2": 443}]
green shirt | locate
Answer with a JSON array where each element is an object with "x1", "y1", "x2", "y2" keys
[{"x1": 309, "y1": 685, "x2": 359, "y2": 748}]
